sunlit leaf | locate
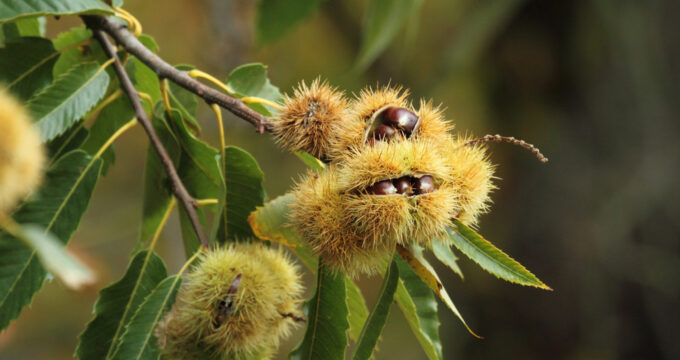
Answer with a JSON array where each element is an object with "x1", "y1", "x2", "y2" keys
[
  {"x1": 355, "y1": 0, "x2": 423, "y2": 71},
  {"x1": 111, "y1": 275, "x2": 183, "y2": 360},
  {"x1": 0, "y1": 0, "x2": 113, "y2": 23},
  {"x1": 51, "y1": 26, "x2": 105, "y2": 78},
  {"x1": 76, "y1": 251, "x2": 168, "y2": 360},
  {"x1": 2, "y1": 16, "x2": 44, "y2": 40},
  {"x1": 397, "y1": 245, "x2": 481, "y2": 338},
  {"x1": 449, "y1": 220, "x2": 550, "y2": 289},
  {"x1": 0, "y1": 36, "x2": 57, "y2": 100},
  {"x1": 0, "y1": 150, "x2": 102, "y2": 331},
  {"x1": 18, "y1": 224, "x2": 94, "y2": 290},
  {"x1": 290, "y1": 261, "x2": 349, "y2": 360},
  {"x1": 28, "y1": 61, "x2": 110, "y2": 141},
  {"x1": 353, "y1": 256, "x2": 399, "y2": 360},
  {"x1": 224, "y1": 62, "x2": 282, "y2": 115}
]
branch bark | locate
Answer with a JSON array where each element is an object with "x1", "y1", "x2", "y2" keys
[
  {"x1": 85, "y1": 22, "x2": 209, "y2": 249},
  {"x1": 83, "y1": 15, "x2": 274, "y2": 133}
]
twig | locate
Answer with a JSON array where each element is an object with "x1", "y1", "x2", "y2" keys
[
  {"x1": 86, "y1": 24, "x2": 209, "y2": 249},
  {"x1": 83, "y1": 15, "x2": 273, "y2": 134},
  {"x1": 465, "y1": 134, "x2": 549, "y2": 163}
]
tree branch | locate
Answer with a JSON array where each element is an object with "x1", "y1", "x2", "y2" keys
[
  {"x1": 85, "y1": 23, "x2": 209, "y2": 249},
  {"x1": 83, "y1": 15, "x2": 273, "y2": 133}
]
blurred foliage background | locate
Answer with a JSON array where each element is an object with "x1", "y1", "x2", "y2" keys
[{"x1": 2, "y1": 0, "x2": 679, "y2": 359}]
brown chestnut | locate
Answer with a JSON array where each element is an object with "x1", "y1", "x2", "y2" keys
[
  {"x1": 367, "y1": 180, "x2": 397, "y2": 195},
  {"x1": 393, "y1": 177, "x2": 413, "y2": 196},
  {"x1": 382, "y1": 107, "x2": 418, "y2": 134},
  {"x1": 413, "y1": 175, "x2": 434, "y2": 194},
  {"x1": 372, "y1": 124, "x2": 396, "y2": 140}
]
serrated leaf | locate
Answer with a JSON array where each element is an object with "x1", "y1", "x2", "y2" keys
[
  {"x1": 256, "y1": 0, "x2": 324, "y2": 45},
  {"x1": 0, "y1": 36, "x2": 57, "y2": 100},
  {"x1": 76, "y1": 251, "x2": 168, "y2": 360},
  {"x1": 18, "y1": 224, "x2": 94, "y2": 290},
  {"x1": 353, "y1": 256, "x2": 399, "y2": 360},
  {"x1": 224, "y1": 62, "x2": 282, "y2": 116},
  {"x1": 0, "y1": 150, "x2": 102, "y2": 331},
  {"x1": 0, "y1": 0, "x2": 113, "y2": 23},
  {"x1": 449, "y1": 220, "x2": 550, "y2": 289},
  {"x1": 290, "y1": 261, "x2": 349, "y2": 360},
  {"x1": 396, "y1": 245, "x2": 480, "y2": 338},
  {"x1": 394, "y1": 256, "x2": 442, "y2": 360},
  {"x1": 111, "y1": 275, "x2": 183, "y2": 360},
  {"x1": 355, "y1": 0, "x2": 423, "y2": 71},
  {"x1": 432, "y1": 240, "x2": 464, "y2": 280},
  {"x1": 51, "y1": 26, "x2": 106, "y2": 78},
  {"x1": 220, "y1": 146, "x2": 265, "y2": 241},
  {"x1": 28, "y1": 61, "x2": 110, "y2": 141},
  {"x1": 249, "y1": 193, "x2": 316, "y2": 268}
]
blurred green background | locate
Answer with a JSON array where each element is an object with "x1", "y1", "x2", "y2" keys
[{"x1": 2, "y1": 0, "x2": 679, "y2": 359}]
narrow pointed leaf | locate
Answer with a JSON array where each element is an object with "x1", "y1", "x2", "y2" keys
[
  {"x1": 432, "y1": 240, "x2": 464, "y2": 280},
  {"x1": 76, "y1": 251, "x2": 167, "y2": 360},
  {"x1": 0, "y1": 0, "x2": 113, "y2": 23},
  {"x1": 345, "y1": 276, "x2": 369, "y2": 341},
  {"x1": 397, "y1": 245, "x2": 481, "y2": 338},
  {"x1": 0, "y1": 150, "x2": 102, "y2": 330},
  {"x1": 0, "y1": 36, "x2": 57, "y2": 100},
  {"x1": 355, "y1": 0, "x2": 423, "y2": 71},
  {"x1": 295, "y1": 151, "x2": 325, "y2": 172},
  {"x1": 449, "y1": 220, "x2": 550, "y2": 289},
  {"x1": 290, "y1": 261, "x2": 349, "y2": 360},
  {"x1": 353, "y1": 257, "x2": 399, "y2": 360},
  {"x1": 394, "y1": 257, "x2": 442, "y2": 360},
  {"x1": 111, "y1": 275, "x2": 183, "y2": 360},
  {"x1": 27, "y1": 61, "x2": 110, "y2": 141},
  {"x1": 19, "y1": 224, "x2": 94, "y2": 290}
]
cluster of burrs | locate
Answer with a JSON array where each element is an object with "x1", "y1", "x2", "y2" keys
[{"x1": 272, "y1": 80, "x2": 547, "y2": 277}]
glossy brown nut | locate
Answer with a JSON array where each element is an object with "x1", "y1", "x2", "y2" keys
[
  {"x1": 393, "y1": 177, "x2": 413, "y2": 196},
  {"x1": 367, "y1": 180, "x2": 397, "y2": 195},
  {"x1": 372, "y1": 124, "x2": 396, "y2": 140},
  {"x1": 413, "y1": 175, "x2": 435, "y2": 194},
  {"x1": 382, "y1": 107, "x2": 419, "y2": 134}
]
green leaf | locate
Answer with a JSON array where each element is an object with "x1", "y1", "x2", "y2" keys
[
  {"x1": 51, "y1": 26, "x2": 106, "y2": 78},
  {"x1": 256, "y1": 0, "x2": 324, "y2": 45},
  {"x1": 134, "y1": 110, "x2": 181, "y2": 253},
  {"x1": 76, "y1": 251, "x2": 168, "y2": 360},
  {"x1": 449, "y1": 220, "x2": 551, "y2": 289},
  {"x1": 0, "y1": 36, "x2": 57, "y2": 100},
  {"x1": 355, "y1": 0, "x2": 423, "y2": 71},
  {"x1": 221, "y1": 146, "x2": 265, "y2": 241},
  {"x1": 167, "y1": 64, "x2": 200, "y2": 132},
  {"x1": 28, "y1": 61, "x2": 110, "y2": 141},
  {"x1": 18, "y1": 224, "x2": 94, "y2": 290},
  {"x1": 290, "y1": 261, "x2": 349, "y2": 360},
  {"x1": 47, "y1": 119, "x2": 89, "y2": 164},
  {"x1": 432, "y1": 240, "x2": 464, "y2": 280},
  {"x1": 345, "y1": 276, "x2": 369, "y2": 341},
  {"x1": 397, "y1": 245, "x2": 480, "y2": 338},
  {"x1": 0, "y1": 0, "x2": 113, "y2": 23},
  {"x1": 111, "y1": 275, "x2": 183, "y2": 360},
  {"x1": 295, "y1": 151, "x2": 326, "y2": 172},
  {"x1": 394, "y1": 256, "x2": 443, "y2": 360},
  {"x1": 353, "y1": 257, "x2": 399, "y2": 360},
  {"x1": 224, "y1": 62, "x2": 282, "y2": 116},
  {"x1": 249, "y1": 193, "x2": 317, "y2": 269},
  {"x1": 0, "y1": 150, "x2": 102, "y2": 331},
  {"x1": 81, "y1": 96, "x2": 135, "y2": 172},
  {"x1": 2, "y1": 16, "x2": 44, "y2": 40}
]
